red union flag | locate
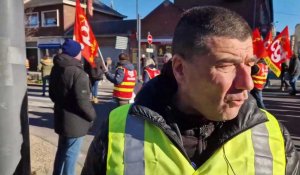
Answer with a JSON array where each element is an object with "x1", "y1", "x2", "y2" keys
[
  {"x1": 252, "y1": 28, "x2": 267, "y2": 58},
  {"x1": 265, "y1": 26, "x2": 292, "y2": 77},
  {"x1": 264, "y1": 30, "x2": 273, "y2": 49},
  {"x1": 74, "y1": 0, "x2": 98, "y2": 67}
]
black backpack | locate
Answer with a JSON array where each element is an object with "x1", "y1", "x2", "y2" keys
[
  {"x1": 90, "y1": 65, "x2": 104, "y2": 81},
  {"x1": 84, "y1": 58, "x2": 104, "y2": 81}
]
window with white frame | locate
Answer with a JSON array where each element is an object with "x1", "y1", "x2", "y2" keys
[
  {"x1": 41, "y1": 10, "x2": 59, "y2": 27},
  {"x1": 25, "y1": 12, "x2": 39, "y2": 28}
]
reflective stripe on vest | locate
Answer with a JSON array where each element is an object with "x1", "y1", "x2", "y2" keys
[
  {"x1": 107, "y1": 105, "x2": 286, "y2": 175},
  {"x1": 113, "y1": 68, "x2": 137, "y2": 100},
  {"x1": 107, "y1": 105, "x2": 194, "y2": 175},
  {"x1": 196, "y1": 109, "x2": 286, "y2": 175},
  {"x1": 252, "y1": 63, "x2": 268, "y2": 90}
]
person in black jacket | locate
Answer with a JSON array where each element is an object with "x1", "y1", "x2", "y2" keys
[
  {"x1": 280, "y1": 62, "x2": 289, "y2": 91},
  {"x1": 288, "y1": 54, "x2": 300, "y2": 95},
  {"x1": 49, "y1": 39, "x2": 96, "y2": 175},
  {"x1": 82, "y1": 7, "x2": 299, "y2": 174},
  {"x1": 84, "y1": 57, "x2": 104, "y2": 104}
]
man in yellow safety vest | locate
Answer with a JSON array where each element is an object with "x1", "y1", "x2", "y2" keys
[
  {"x1": 82, "y1": 6, "x2": 299, "y2": 175},
  {"x1": 104, "y1": 53, "x2": 137, "y2": 106},
  {"x1": 251, "y1": 59, "x2": 269, "y2": 109}
]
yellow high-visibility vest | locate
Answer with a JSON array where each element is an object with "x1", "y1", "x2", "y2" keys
[
  {"x1": 252, "y1": 62, "x2": 268, "y2": 90},
  {"x1": 106, "y1": 105, "x2": 286, "y2": 175},
  {"x1": 113, "y1": 67, "x2": 137, "y2": 100}
]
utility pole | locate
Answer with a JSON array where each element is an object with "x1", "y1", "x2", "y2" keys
[
  {"x1": 136, "y1": 0, "x2": 141, "y2": 80},
  {"x1": 253, "y1": 0, "x2": 257, "y2": 29},
  {"x1": 0, "y1": 0, "x2": 30, "y2": 174}
]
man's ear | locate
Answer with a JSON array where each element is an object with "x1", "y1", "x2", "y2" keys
[{"x1": 172, "y1": 54, "x2": 185, "y2": 85}]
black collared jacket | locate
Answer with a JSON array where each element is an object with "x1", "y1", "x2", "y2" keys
[
  {"x1": 49, "y1": 54, "x2": 96, "y2": 137},
  {"x1": 81, "y1": 75, "x2": 299, "y2": 175}
]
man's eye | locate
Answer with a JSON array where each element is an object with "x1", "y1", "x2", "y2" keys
[
  {"x1": 247, "y1": 61, "x2": 256, "y2": 67},
  {"x1": 215, "y1": 64, "x2": 236, "y2": 73}
]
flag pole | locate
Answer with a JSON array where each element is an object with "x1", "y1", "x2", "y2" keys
[
  {"x1": 0, "y1": 0, "x2": 30, "y2": 173},
  {"x1": 98, "y1": 48, "x2": 107, "y2": 70},
  {"x1": 75, "y1": 0, "x2": 106, "y2": 70}
]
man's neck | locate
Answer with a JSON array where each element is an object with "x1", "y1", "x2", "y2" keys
[
  {"x1": 172, "y1": 89, "x2": 207, "y2": 120},
  {"x1": 173, "y1": 90, "x2": 201, "y2": 116},
  {"x1": 171, "y1": 90, "x2": 211, "y2": 127}
]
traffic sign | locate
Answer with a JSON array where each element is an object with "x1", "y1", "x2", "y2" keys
[
  {"x1": 147, "y1": 34, "x2": 153, "y2": 44},
  {"x1": 146, "y1": 48, "x2": 154, "y2": 53},
  {"x1": 115, "y1": 36, "x2": 128, "y2": 50}
]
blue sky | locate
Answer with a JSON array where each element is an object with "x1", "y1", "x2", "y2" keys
[
  {"x1": 100, "y1": 0, "x2": 300, "y2": 35},
  {"x1": 100, "y1": 0, "x2": 173, "y2": 19},
  {"x1": 273, "y1": 0, "x2": 300, "y2": 35}
]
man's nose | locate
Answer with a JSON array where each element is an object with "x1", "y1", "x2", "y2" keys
[{"x1": 234, "y1": 64, "x2": 254, "y2": 90}]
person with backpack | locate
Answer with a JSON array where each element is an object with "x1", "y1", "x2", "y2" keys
[{"x1": 84, "y1": 57, "x2": 104, "y2": 103}]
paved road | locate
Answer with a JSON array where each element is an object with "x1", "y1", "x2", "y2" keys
[
  {"x1": 263, "y1": 81, "x2": 300, "y2": 151},
  {"x1": 27, "y1": 79, "x2": 300, "y2": 174}
]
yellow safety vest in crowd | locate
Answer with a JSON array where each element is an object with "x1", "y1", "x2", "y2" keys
[
  {"x1": 252, "y1": 62, "x2": 269, "y2": 90},
  {"x1": 113, "y1": 67, "x2": 137, "y2": 100},
  {"x1": 106, "y1": 105, "x2": 286, "y2": 175}
]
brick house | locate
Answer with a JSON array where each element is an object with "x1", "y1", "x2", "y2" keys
[
  {"x1": 27, "y1": 0, "x2": 273, "y2": 70},
  {"x1": 174, "y1": 0, "x2": 273, "y2": 36},
  {"x1": 66, "y1": 1, "x2": 182, "y2": 67},
  {"x1": 24, "y1": 0, "x2": 125, "y2": 71},
  {"x1": 138, "y1": 0, "x2": 273, "y2": 66},
  {"x1": 140, "y1": 0, "x2": 183, "y2": 62}
]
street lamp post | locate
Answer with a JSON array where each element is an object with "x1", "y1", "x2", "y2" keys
[
  {"x1": 0, "y1": 0, "x2": 30, "y2": 174},
  {"x1": 136, "y1": 0, "x2": 141, "y2": 80}
]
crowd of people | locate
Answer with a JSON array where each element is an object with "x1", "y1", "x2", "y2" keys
[
  {"x1": 249, "y1": 53, "x2": 300, "y2": 109},
  {"x1": 81, "y1": 6, "x2": 299, "y2": 175},
  {"x1": 25, "y1": 5, "x2": 300, "y2": 175}
]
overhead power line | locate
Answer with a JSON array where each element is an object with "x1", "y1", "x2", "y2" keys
[{"x1": 275, "y1": 11, "x2": 300, "y2": 17}]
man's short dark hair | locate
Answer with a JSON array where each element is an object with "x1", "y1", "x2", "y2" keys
[
  {"x1": 119, "y1": 53, "x2": 129, "y2": 60},
  {"x1": 172, "y1": 6, "x2": 252, "y2": 60}
]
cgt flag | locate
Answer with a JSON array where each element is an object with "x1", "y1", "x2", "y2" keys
[
  {"x1": 265, "y1": 26, "x2": 292, "y2": 77},
  {"x1": 74, "y1": 0, "x2": 98, "y2": 67},
  {"x1": 252, "y1": 28, "x2": 267, "y2": 58}
]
